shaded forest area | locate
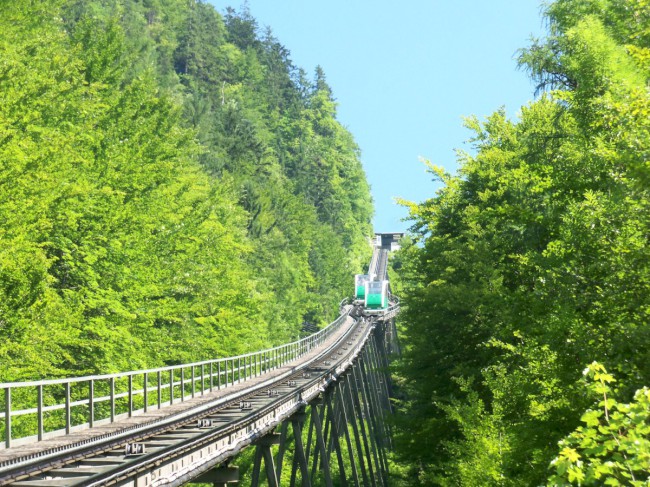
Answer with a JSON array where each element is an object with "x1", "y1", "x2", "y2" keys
[
  {"x1": 392, "y1": 0, "x2": 650, "y2": 485},
  {"x1": 0, "y1": 0, "x2": 373, "y2": 381}
]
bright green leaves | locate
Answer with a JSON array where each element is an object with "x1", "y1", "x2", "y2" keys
[
  {"x1": 0, "y1": 0, "x2": 268, "y2": 377},
  {"x1": 393, "y1": 1, "x2": 650, "y2": 485},
  {"x1": 563, "y1": 17, "x2": 643, "y2": 95},
  {"x1": 170, "y1": 3, "x2": 373, "y2": 336},
  {"x1": 0, "y1": 0, "x2": 373, "y2": 381},
  {"x1": 520, "y1": 6, "x2": 648, "y2": 129},
  {"x1": 549, "y1": 364, "x2": 650, "y2": 486}
]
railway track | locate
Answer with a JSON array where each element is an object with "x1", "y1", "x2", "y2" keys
[
  {"x1": 0, "y1": 312, "x2": 377, "y2": 486},
  {"x1": 1, "y1": 241, "x2": 402, "y2": 486}
]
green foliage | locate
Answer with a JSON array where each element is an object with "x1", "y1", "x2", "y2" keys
[
  {"x1": 0, "y1": 0, "x2": 373, "y2": 381},
  {"x1": 392, "y1": 0, "x2": 650, "y2": 484},
  {"x1": 548, "y1": 363, "x2": 650, "y2": 486}
]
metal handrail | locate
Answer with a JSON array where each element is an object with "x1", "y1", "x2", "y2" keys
[{"x1": 0, "y1": 307, "x2": 352, "y2": 449}]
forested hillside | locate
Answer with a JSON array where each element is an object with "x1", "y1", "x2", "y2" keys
[
  {"x1": 393, "y1": 0, "x2": 650, "y2": 485},
  {"x1": 0, "y1": 0, "x2": 373, "y2": 381}
]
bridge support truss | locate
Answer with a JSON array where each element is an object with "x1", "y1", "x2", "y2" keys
[{"x1": 195, "y1": 320, "x2": 396, "y2": 487}]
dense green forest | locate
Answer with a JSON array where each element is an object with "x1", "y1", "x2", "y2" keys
[
  {"x1": 3, "y1": 0, "x2": 649, "y2": 484},
  {"x1": 0, "y1": 0, "x2": 373, "y2": 381},
  {"x1": 392, "y1": 0, "x2": 650, "y2": 485}
]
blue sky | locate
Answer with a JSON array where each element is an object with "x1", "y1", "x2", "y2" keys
[{"x1": 211, "y1": 1, "x2": 547, "y2": 233}]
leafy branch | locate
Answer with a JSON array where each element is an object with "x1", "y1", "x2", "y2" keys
[{"x1": 548, "y1": 362, "x2": 650, "y2": 486}]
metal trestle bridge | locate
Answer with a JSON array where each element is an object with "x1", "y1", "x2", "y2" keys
[{"x1": 1, "y1": 241, "x2": 400, "y2": 486}]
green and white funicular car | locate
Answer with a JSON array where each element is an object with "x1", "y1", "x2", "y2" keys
[
  {"x1": 354, "y1": 274, "x2": 373, "y2": 303},
  {"x1": 364, "y1": 280, "x2": 389, "y2": 315}
]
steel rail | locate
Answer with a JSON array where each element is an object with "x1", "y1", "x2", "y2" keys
[
  {"x1": 0, "y1": 311, "x2": 371, "y2": 485},
  {"x1": 1, "y1": 302, "x2": 351, "y2": 451},
  {"x1": 79, "y1": 319, "x2": 377, "y2": 487},
  {"x1": 0, "y1": 245, "x2": 401, "y2": 486}
]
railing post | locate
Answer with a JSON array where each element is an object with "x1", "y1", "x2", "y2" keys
[
  {"x1": 180, "y1": 368, "x2": 185, "y2": 402},
  {"x1": 169, "y1": 370, "x2": 174, "y2": 405},
  {"x1": 37, "y1": 384, "x2": 44, "y2": 441},
  {"x1": 200, "y1": 365, "x2": 204, "y2": 396},
  {"x1": 65, "y1": 382, "x2": 71, "y2": 434},
  {"x1": 143, "y1": 373, "x2": 148, "y2": 413},
  {"x1": 5, "y1": 386, "x2": 11, "y2": 448},
  {"x1": 191, "y1": 366, "x2": 195, "y2": 398},
  {"x1": 157, "y1": 371, "x2": 162, "y2": 409},
  {"x1": 89, "y1": 380, "x2": 94, "y2": 428},
  {"x1": 110, "y1": 377, "x2": 115, "y2": 423},
  {"x1": 128, "y1": 375, "x2": 133, "y2": 417},
  {"x1": 217, "y1": 361, "x2": 221, "y2": 390}
]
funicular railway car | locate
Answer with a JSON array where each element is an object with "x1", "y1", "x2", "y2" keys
[
  {"x1": 364, "y1": 279, "x2": 389, "y2": 315},
  {"x1": 354, "y1": 274, "x2": 374, "y2": 303}
]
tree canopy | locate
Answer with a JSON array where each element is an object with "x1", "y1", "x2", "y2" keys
[
  {"x1": 0, "y1": 0, "x2": 373, "y2": 381},
  {"x1": 392, "y1": 0, "x2": 650, "y2": 484}
]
